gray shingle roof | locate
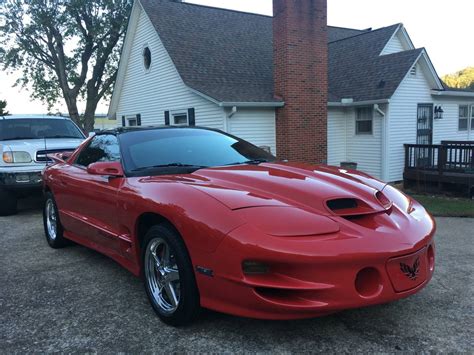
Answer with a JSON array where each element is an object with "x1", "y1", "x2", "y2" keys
[
  {"x1": 139, "y1": 0, "x2": 420, "y2": 104},
  {"x1": 328, "y1": 24, "x2": 423, "y2": 102},
  {"x1": 328, "y1": 26, "x2": 370, "y2": 42}
]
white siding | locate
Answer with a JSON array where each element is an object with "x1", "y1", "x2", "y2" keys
[
  {"x1": 345, "y1": 108, "x2": 383, "y2": 178},
  {"x1": 388, "y1": 65, "x2": 434, "y2": 181},
  {"x1": 388, "y1": 65, "x2": 474, "y2": 181},
  {"x1": 327, "y1": 108, "x2": 346, "y2": 166},
  {"x1": 116, "y1": 7, "x2": 224, "y2": 129},
  {"x1": 381, "y1": 32, "x2": 406, "y2": 55},
  {"x1": 227, "y1": 108, "x2": 277, "y2": 155},
  {"x1": 432, "y1": 98, "x2": 473, "y2": 142}
]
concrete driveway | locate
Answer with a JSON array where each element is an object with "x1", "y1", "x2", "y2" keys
[{"x1": 1, "y1": 198, "x2": 473, "y2": 353}]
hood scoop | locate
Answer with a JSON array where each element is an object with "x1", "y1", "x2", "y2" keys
[{"x1": 326, "y1": 192, "x2": 392, "y2": 218}]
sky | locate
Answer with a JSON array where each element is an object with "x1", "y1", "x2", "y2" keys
[{"x1": 1, "y1": 0, "x2": 473, "y2": 114}]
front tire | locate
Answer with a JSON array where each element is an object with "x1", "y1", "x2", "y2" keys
[
  {"x1": 142, "y1": 224, "x2": 200, "y2": 326},
  {"x1": 43, "y1": 192, "x2": 68, "y2": 248},
  {"x1": 0, "y1": 189, "x2": 17, "y2": 216}
]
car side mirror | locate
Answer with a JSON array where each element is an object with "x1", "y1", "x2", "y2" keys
[
  {"x1": 87, "y1": 161, "x2": 124, "y2": 177},
  {"x1": 60, "y1": 151, "x2": 73, "y2": 161}
]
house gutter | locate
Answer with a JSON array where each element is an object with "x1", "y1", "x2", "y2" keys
[
  {"x1": 219, "y1": 101, "x2": 285, "y2": 108},
  {"x1": 188, "y1": 87, "x2": 285, "y2": 108},
  {"x1": 328, "y1": 99, "x2": 390, "y2": 107},
  {"x1": 190, "y1": 86, "x2": 394, "y2": 109},
  {"x1": 431, "y1": 90, "x2": 474, "y2": 98}
]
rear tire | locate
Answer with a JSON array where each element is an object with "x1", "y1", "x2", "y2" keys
[
  {"x1": 0, "y1": 189, "x2": 17, "y2": 216},
  {"x1": 142, "y1": 224, "x2": 200, "y2": 326},
  {"x1": 43, "y1": 192, "x2": 69, "y2": 248}
]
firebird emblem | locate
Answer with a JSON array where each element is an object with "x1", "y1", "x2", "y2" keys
[{"x1": 400, "y1": 257, "x2": 420, "y2": 280}]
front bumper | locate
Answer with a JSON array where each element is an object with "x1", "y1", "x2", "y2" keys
[
  {"x1": 194, "y1": 205, "x2": 436, "y2": 320},
  {"x1": 0, "y1": 167, "x2": 44, "y2": 191}
]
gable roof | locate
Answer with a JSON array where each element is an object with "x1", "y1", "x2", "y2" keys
[
  {"x1": 328, "y1": 24, "x2": 425, "y2": 102},
  {"x1": 119, "y1": 0, "x2": 434, "y2": 106}
]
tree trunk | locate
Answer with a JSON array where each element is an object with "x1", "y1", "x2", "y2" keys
[
  {"x1": 63, "y1": 93, "x2": 82, "y2": 130},
  {"x1": 83, "y1": 97, "x2": 99, "y2": 134}
]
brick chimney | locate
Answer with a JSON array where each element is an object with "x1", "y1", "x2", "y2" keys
[{"x1": 273, "y1": 0, "x2": 328, "y2": 164}]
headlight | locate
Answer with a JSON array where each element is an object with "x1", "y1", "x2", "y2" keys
[
  {"x1": 234, "y1": 206, "x2": 340, "y2": 237},
  {"x1": 2, "y1": 151, "x2": 32, "y2": 164}
]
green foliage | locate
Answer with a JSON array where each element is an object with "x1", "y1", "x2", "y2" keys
[
  {"x1": 0, "y1": 0, "x2": 132, "y2": 131},
  {"x1": 0, "y1": 100, "x2": 8, "y2": 115},
  {"x1": 442, "y1": 67, "x2": 474, "y2": 90}
]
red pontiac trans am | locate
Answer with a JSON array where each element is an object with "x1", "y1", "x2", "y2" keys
[{"x1": 42, "y1": 126, "x2": 436, "y2": 326}]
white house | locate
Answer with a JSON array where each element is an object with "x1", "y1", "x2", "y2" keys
[{"x1": 108, "y1": 0, "x2": 474, "y2": 182}]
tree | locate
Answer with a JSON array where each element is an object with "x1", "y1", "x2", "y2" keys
[
  {"x1": 0, "y1": 99, "x2": 8, "y2": 115},
  {"x1": 442, "y1": 67, "x2": 474, "y2": 90},
  {"x1": 0, "y1": 0, "x2": 132, "y2": 132}
]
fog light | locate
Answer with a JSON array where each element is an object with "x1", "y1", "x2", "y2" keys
[
  {"x1": 242, "y1": 261, "x2": 270, "y2": 275},
  {"x1": 355, "y1": 267, "x2": 383, "y2": 298}
]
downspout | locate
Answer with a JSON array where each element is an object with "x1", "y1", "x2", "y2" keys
[
  {"x1": 375, "y1": 104, "x2": 389, "y2": 182},
  {"x1": 227, "y1": 106, "x2": 238, "y2": 119},
  {"x1": 224, "y1": 106, "x2": 237, "y2": 133}
]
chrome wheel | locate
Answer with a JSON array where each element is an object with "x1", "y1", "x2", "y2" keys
[
  {"x1": 145, "y1": 237, "x2": 181, "y2": 315},
  {"x1": 46, "y1": 199, "x2": 57, "y2": 240}
]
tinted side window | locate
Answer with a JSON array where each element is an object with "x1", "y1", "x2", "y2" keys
[{"x1": 75, "y1": 135, "x2": 121, "y2": 167}]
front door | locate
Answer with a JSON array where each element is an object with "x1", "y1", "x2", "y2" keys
[
  {"x1": 417, "y1": 104, "x2": 434, "y2": 144},
  {"x1": 58, "y1": 134, "x2": 123, "y2": 253},
  {"x1": 416, "y1": 104, "x2": 434, "y2": 168}
]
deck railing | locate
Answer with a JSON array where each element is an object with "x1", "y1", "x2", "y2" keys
[{"x1": 404, "y1": 141, "x2": 474, "y2": 174}]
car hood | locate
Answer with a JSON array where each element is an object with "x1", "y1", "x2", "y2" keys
[
  {"x1": 1, "y1": 138, "x2": 84, "y2": 151},
  {"x1": 168, "y1": 163, "x2": 390, "y2": 216}
]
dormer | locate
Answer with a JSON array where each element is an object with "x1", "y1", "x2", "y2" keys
[{"x1": 380, "y1": 24, "x2": 415, "y2": 55}]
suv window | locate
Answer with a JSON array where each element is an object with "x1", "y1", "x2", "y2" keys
[
  {"x1": 0, "y1": 119, "x2": 84, "y2": 141},
  {"x1": 75, "y1": 135, "x2": 121, "y2": 167}
]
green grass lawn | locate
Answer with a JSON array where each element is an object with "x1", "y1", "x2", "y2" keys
[{"x1": 410, "y1": 194, "x2": 474, "y2": 218}]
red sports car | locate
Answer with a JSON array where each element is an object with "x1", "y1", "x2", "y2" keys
[{"x1": 42, "y1": 127, "x2": 435, "y2": 326}]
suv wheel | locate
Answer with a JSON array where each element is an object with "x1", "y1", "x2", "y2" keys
[{"x1": 0, "y1": 189, "x2": 17, "y2": 216}]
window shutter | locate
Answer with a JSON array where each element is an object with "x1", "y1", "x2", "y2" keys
[
  {"x1": 188, "y1": 108, "x2": 195, "y2": 126},
  {"x1": 136, "y1": 114, "x2": 142, "y2": 126},
  {"x1": 121, "y1": 116, "x2": 126, "y2": 127},
  {"x1": 164, "y1": 111, "x2": 170, "y2": 125}
]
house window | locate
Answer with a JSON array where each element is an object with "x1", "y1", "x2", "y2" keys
[
  {"x1": 172, "y1": 111, "x2": 188, "y2": 126},
  {"x1": 459, "y1": 105, "x2": 469, "y2": 131},
  {"x1": 355, "y1": 106, "x2": 373, "y2": 135},
  {"x1": 143, "y1": 46, "x2": 151, "y2": 70},
  {"x1": 471, "y1": 106, "x2": 474, "y2": 130},
  {"x1": 122, "y1": 114, "x2": 141, "y2": 127},
  {"x1": 127, "y1": 117, "x2": 138, "y2": 127}
]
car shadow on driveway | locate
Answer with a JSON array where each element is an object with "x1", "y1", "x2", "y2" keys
[{"x1": 1, "y1": 199, "x2": 472, "y2": 353}]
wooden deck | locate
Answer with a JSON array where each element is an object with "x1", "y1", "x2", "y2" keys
[{"x1": 404, "y1": 141, "x2": 474, "y2": 197}]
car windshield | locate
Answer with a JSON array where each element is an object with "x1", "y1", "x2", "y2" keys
[
  {"x1": 119, "y1": 128, "x2": 276, "y2": 175},
  {"x1": 0, "y1": 119, "x2": 85, "y2": 141}
]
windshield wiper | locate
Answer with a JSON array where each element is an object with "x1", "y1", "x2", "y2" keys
[
  {"x1": 131, "y1": 163, "x2": 208, "y2": 172},
  {"x1": 225, "y1": 159, "x2": 269, "y2": 166}
]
